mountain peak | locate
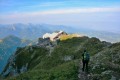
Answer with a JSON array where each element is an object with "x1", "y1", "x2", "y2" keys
[{"x1": 1, "y1": 34, "x2": 120, "y2": 80}]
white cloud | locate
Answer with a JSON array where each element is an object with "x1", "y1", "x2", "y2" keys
[
  {"x1": 0, "y1": 7, "x2": 120, "y2": 25},
  {"x1": 24, "y1": 7, "x2": 120, "y2": 15},
  {"x1": 38, "y1": 7, "x2": 120, "y2": 14},
  {"x1": 37, "y1": 7, "x2": 119, "y2": 14},
  {"x1": 1, "y1": 7, "x2": 120, "y2": 18}
]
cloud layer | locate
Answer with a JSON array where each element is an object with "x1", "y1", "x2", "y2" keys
[
  {"x1": 0, "y1": 7, "x2": 120, "y2": 33},
  {"x1": 1, "y1": 7, "x2": 120, "y2": 19}
]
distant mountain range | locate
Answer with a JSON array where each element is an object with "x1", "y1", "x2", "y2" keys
[
  {"x1": 0, "y1": 23, "x2": 72, "y2": 40},
  {"x1": 0, "y1": 35, "x2": 32, "y2": 73},
  {"x1": 0, "y1": 23, "x2": 120, "y2": 43}
]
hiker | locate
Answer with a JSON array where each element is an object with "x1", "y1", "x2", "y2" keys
[{"x1": 82, "y1": 50, "x2": 90, "y2": 72}]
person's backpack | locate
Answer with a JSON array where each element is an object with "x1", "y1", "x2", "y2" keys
[{"x1": 84, "y1": 52, "x2": 90, "y2": 61}]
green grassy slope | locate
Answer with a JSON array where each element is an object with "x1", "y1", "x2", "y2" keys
[
  {"x1": 89, "y1": 42, "x2": 120, "y2": 80},
  {"x1": 4, "y1": 37, "x2": 111, "y2": 80}
]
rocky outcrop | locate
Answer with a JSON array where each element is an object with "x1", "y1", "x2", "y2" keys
[
  {"x1": 37, "y1": 38, "x2": 51, "y2": 47},
  {"x1": 78, "y1": 42, "x2": 120, "y2": 80}
]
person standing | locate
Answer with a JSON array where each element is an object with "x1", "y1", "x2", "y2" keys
[{"x1": 82, "y1": 50, "x2": 90, "y2": 72}]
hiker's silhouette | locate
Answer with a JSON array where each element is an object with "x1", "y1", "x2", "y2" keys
[{"x1": 82, "y1": 50, "x2": 90, "y2": 72}]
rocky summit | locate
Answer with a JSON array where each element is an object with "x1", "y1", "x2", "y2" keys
[{"x1": 1, "y1": 33, "x2": 120, "y2": 80}]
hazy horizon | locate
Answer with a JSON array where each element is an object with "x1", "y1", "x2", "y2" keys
[{"x1": 0, "y1": 0, "x2": 120, "y2": 33}]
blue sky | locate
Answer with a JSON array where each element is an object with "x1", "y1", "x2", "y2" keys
[
  {"x1": 0, "y1": 0, "x2": 120, "y2": 14},
  {"x1": 0, "y1": 0, "x2": 120, "y2": 33}
]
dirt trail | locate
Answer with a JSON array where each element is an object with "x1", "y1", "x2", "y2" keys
[{"x1": 78, "y1": 60, "x2": 91, "y2": 80}]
